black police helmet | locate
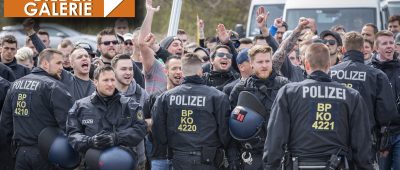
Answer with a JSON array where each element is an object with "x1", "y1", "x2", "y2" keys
[
  {"x1": 229, "y1": 91, "x2": 267, "y2": 141},
  {"x1": 85, "y1": 146, "x2": 137, "y2": 170},
  {"x1": 38, "y1": 127, "x2": 80, "y2": 169}
]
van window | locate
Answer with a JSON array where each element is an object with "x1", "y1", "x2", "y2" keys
[
  {"x1": 248, "y1": 4, "x2": 285, "y2": 37},
  {"x1": 286, "y1": 8, "x2": 376, "y2": 32},
  {"x1": 388, "y1": 2, "x2": 400, "y2": 17}
]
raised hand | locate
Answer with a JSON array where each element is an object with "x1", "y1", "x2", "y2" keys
[
  {"x1": 216, "y1": 24, "x2": 230, "y2": 44},
  {"x1": 297, "y1": 17, "x2": 310, "y2": 30},
  {"x1": 256, "y1": 6, "x2": 269, "y2": 29},
  {"x1": 146, "y1": 0, "x2": 160, "y2": 12},
  {"x1": 274, "y1": 17, "x2": 283, "y2": 28}
]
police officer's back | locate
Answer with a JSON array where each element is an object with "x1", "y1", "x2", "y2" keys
[
  {"x1": 263, "y1": 43, "x2": 374, "y2": 170},
  {"x1": 67, "y1": 66, "x2": 146, "y2": 168},
  {"x1": 152, "y1": 53, "x2": 231, "y2": 170},
  {"x1": 330, "y1": 32, "x2": 397, "y2": 130},
  {"x1": 0, "y1": 49, "x2": 74, "y2": 170}
]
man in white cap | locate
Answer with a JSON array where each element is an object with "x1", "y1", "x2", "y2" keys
[{"x1": 123, "y1": 33, "x2": 134, "y2": 56}]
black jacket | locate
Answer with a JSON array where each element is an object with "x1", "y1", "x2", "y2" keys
[
  {"x1": 229, "y1": 72, "x2": 289, "y2": 150},
  {"x1": 0, "y1": 62, "x2": 15, "y2": 82},
  {"x1": 0, "y1": 67, "x2": 73, "y2": 146},
  {"x1": 4, "y1": 58, "x2": 30, "y2": 79},
  {"x1": 0, "y1": 77, "x2": 10, "y2": 114},
  {"x1": 66, "y1": 90, "x2": 146, "y2": 153},
  {"x1": 203, "y1": 70, "x2": 239, "y2": 91},
  {"x1": 330, "y1": 50, "x2": 398, "y2": 130},
  {"x1": 264, "y1": 71, "x2": 374, "y2": 170},
  {"x1": 152, "y1": 75, "x2": 231, "y2": 151},
  {"x1": 370, "y1": 53, "x2": 400, "y2": 135}
]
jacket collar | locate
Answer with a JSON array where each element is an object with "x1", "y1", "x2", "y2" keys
[
  {"x1": 342, "y1": 50, "x2": 364, "y2": 63},
  {"x1": 307, "y1": 70, "x2": 332, "y2": 82},
  {"x1": 183, "y1": 75, "x2": 205, "y2": 85}
]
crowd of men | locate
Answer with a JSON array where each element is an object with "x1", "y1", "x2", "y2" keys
[{"x1": 0, "y1": 0, "x2": 400, "y2": 169}]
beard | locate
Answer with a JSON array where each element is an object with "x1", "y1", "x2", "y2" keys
[{"x1": 103, "y1": 51, "x2": 116, "y2": 59}]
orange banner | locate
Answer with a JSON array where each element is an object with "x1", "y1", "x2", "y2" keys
[{"x1": 4, "y1": 0, "x2": 135, "y2": 17}]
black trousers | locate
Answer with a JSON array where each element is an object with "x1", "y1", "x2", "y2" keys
[
  {"x1": 0, "y1": 147, "x2": 14, "y2": 170},
  {"x1": 172, "y1": 151, "x2": 218, "y2": 170},
  {"x1": 14, "y1": 146, "x2": 53, "y2": 170}
]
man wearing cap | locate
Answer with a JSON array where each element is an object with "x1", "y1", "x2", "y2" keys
[
  {"x1": 320, "y1": 30, "x2": 343, "y2": 67},
  {"x1": 123, "y1": 33, "x2": 134, "y2": 56},
  {"x1": 159, "y1": 36, "x2": 184, "y2": 57},
  {"x1": 222, "y1": 48, "x2": 252, "y2": 96}
]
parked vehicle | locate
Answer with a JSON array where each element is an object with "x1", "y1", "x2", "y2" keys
[
  {"x1": 0, "y1": 23, "x2": 97, "y2": 49},
  {"x1": 380, "y1": 0, "x2": 400, "y2": 29},
  {"x1": 246, "y1": 0, "x2": 286, "y2": 38},
  {"x1": 283, "y1": 0, "x2": 382, "y2": 32}
]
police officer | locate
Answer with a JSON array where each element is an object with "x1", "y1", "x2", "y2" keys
[
  {"x1": 0, "y1": 49, "x2": 74, "y2": 170},
  {"x1": 330, "y1": 32, "x2": 398, "y2": 162},
  {"x1": 0, "y1": 76, "x2": 11, "y2": 170},
  {"x1": 229, "y1": 45, "x2": 289, "y2": 170},
  {"x1": 152, "y1": 53, "x2": 231, "y2": 170},
  {"x1": 66, "y1": 65, "x2": 147, "y2": 169},
  {"x1": 263, "y1": 43, "x2": 374, "y2": 170}
]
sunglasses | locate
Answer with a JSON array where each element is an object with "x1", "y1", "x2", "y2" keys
[
  {"x1": 323, "y1": 39, "x2": 337, "y2": 45},
  {"x1": 100, "y1": 40, "x2": 119, "y2": 46},
  {"x1": 215, "y1": 52, "x2": 232, "y2": 59},
  {"x1": 124, "y1": 41, "x2": 133, "y2": 46}
]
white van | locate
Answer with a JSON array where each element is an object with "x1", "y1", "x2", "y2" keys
[
  {"x1": 380, "y1": 0, "x2": 400, "y2": 28},
  {"x1": 246, "y1": 0, "x2": 286, "y2": 38},
  {"x1": 283, "y1": 0, "x2": 382, "y2": 32}
]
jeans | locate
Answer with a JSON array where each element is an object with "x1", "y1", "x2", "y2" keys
[
  {"x1": 151, "y1": 159, "x2": 172, "y2": 170},
  {"x1": 379, "y1": 134, "x2": 400, "y2": 170}
]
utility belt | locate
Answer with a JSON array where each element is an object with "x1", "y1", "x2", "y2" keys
[
  {"x1": 171, "y1": 147, "x2": 226, "y2": 168},
  {"x1": 285, "y1": 156, "x2": 349, "y2": 170},
  {"x1": 282, "y1": 147, "x2": 349, "y2": 170}
]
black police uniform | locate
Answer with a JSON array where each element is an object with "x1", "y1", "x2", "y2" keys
[
  {"x1": 66, "y1": 90, "x2": 146, "y2": 155},
  {"x1": 152, "y1": 75, "x2": 231, "y2": 170},
  {"x1": 229, "y1": 72, "x2": 289, "y2": 170},
  {"x1": 0, "y1": 67, "x2": 74, "y2": 170},
  {"x1": 0, "y1": 77, "x2": 11, "y2": 170},
  {"x1": 263, "y1": 71, "x2": 374, "y2": 170},
  {"x1": 330, "y1": 51, "x2": 398, "y2": 151}
]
